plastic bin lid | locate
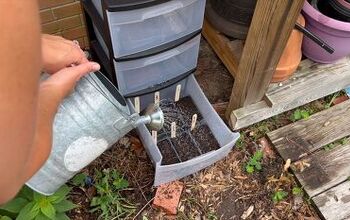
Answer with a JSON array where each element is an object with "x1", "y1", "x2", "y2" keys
[{"x1": 104, "y1": 0, "x2": 172, "y2": 11}]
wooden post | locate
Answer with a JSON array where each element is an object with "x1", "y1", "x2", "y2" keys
[{"x1": 225, "y1": 0, "x2": 304, "y2": 121}]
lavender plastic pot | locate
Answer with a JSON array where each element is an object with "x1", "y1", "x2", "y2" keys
[{"x1": 302, "y1": 1, "x2": 350, "y2": 63}]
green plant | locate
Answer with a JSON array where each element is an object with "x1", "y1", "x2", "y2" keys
[
  {"x1": 292, "y1": 187, "x2": 303, "y2": 196},
  {"x1": 0, "y1": 185, "x2": 76, "y2": 220},
  {"x1": 90, "y1": 169, "x2": 135, "y2": 219},
  {"x1": 323, "y1": 143, "x2": 335, "y2": 151},
  {"x1": 245, "y1": 150, "x2": 263, "y2": 174},
  {"x1": 71, "y1": 173, "x2": 87, "y2": 187},
  {"x1": 323, "y1": 137, "x2": 349, "y2": 151},
  {"x1": 207, "y1": 212, "x2": 218, "y2": 220},
  {"x1": 291, "y1": 109, "x2": 311, "y2": 121},
  {"x1": 324, "y1": 92, "x2": 340, "y2": 109},
  {"x1": 272, "y1": 190, "x2": 288, "y2": 203}
]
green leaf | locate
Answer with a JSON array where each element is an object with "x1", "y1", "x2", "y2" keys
[
  {"x1": 0, "y1": 198, "x2": 28, "y2": 213},
  {"x1": 53, "y1": 200, "x2": 77, "y2": 213},
  {"x1": 273, "y1": 191, "x2": 288, "y2": 203},
  {"x1": 113, "y1": 178, "x2": 129, "y2": 190},
  {"x1": 246, "y1": 165, "x2": 254, "y2": 174},
  {"x1": 255, "y1": 162, "x2": 262, "y2": 171},
  {"x1": 0, "y1": 216, "x2": 12, "y2": 220},
  {"x1": 34, "y1": 213, "x2": 50, "y2": 220},
  {"x1": 292, "y1": 109, "x2": 302, "y2": 121},
  {"x1": 300, "y1": 110, "x2": 310, "y2": 119},
  {"x1": 90, "y1": 197, "x2": 100, "y2": 207},
  {"x1": 142, "y1": 216, "x2": 149, "y2": 220},
  {"x1": 71, "y1": 173, "x2": 87, "y2": 187},
  {"x1": 51, "y1": 186, "x2": 71, "y2": 204},
  {"x1": 16, "y1": 202, "x2": 39, "y2": 220},
  {"x1": 33, "y1": 192, "x2": 44, "y2": 202},
  {"x1": 55, "y1": 213, "x2": 70, "y2": 220},
  {"x1": 254, "y1": 151, "x2": 263, "y2": 161},
  {"x1": 292, "y1": 187, "x2": 303, "y2": 196},
  {"x1": 40, "y1": 202, "x2": 55, "y2": 220},
  {"x1": 17, "y1": 186, "x2": 33, "y2": 201}
]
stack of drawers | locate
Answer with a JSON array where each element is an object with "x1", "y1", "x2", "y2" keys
[
  {"x1": 82, "y1": 0, "x2": 239, "y2": 186},
  {"x1": 82, "y1": 0, "x2": 205, "y2": 97}
]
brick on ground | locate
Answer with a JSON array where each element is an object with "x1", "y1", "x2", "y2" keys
[{"x1": 153, "y1": 181, "x2": 184, "y2": 215}]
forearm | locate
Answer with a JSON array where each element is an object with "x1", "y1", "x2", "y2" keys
[{"x1": 0, "y1": 0, "x2": 41, "y2": 203}]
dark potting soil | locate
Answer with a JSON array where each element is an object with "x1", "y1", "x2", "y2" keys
[
  {"x1": 154, "y1": 96, "x2": 219, "y2": 164},
  {"x1": 158, "y1": 139, "x2": 180, "y2": 165},
  {"x1": 191, "y1": 124, "x2": 220, "y2": 154},
  {"x1": 172, "y1": 132, "x2": 201, "y2": 161},
  {"x1": 176, "y1": 96, "x2": 203, "y2": 127}
]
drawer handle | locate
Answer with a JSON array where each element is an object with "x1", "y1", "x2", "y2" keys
[
  {"x1": 142, "y1": 2, "x2": 184, "y2": 20},
  {"x1": 144, "y1": 49, "x2": 181, "y2": 65}
]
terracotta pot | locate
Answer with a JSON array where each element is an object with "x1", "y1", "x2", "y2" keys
[{"x1": 272, "y1": 15, "x2": 305, "y2": 83}]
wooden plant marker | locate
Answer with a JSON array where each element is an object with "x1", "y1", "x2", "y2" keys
[
  {"x1": 152, "y1": 130, "x2": 157, "y2": 143},
  {"x1": 154, "y1": 91, "x2": 160, "y2": 104},
  {"x1": 175, "y1": 84, "x2": 181, "y2": 102},
  {"x1": 171, "y1": 122, "x2": 176, "y2": 138},
  {"x1": 191, "y1": 114, "x2": 198, "y2": 131},
  {"x1": 134, "y1": 97, "x2": 140, "y2": 113}
]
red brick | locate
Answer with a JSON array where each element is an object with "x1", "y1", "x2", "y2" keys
[
  {"x1": 333, "y1": 95, "x2": 349, "y2": 106},
  {"x1": 52, "y1": 2, "x2": 82, "y2": 19},
  {"x1": 153, "y1": 181, "x2": 184, "y2": 215},
  {"x1": 40, "y1": 9, "x2": 55, "y2": 23},
  {"x1": 83, "y1": 36, "x2": 90, "y2": 49},
  {"x1": 62, "y1": 26, "x2": 87, "y2": 40},
  {"x1": 42, "y1": 21, "x2": 60, "y2": 34},
  {"x1": 58, "y1": 15, "x2": 82, "y2": 30},
  {"x1": 39, "y1": 0, "x2": 74, "y2": 9}
]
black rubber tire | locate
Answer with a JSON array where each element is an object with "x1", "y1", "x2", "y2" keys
[
  {"x1": 210, "y1": 0, "x2": 257, "y2": 25},
  {"x1": 206, "y1": 1, "x2": 249, "y2": 39}
]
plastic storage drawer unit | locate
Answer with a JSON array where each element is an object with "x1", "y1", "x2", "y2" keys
[
  {"x1": 115, "y1": 34, "x2": 201, "y2": 96},
  {"x1": 93, "y1": 25, "x2": 110, "y2": 59},
  {"x1": 92, "y1": 0, "x2": 206, "y2": 59},
  {"x1": 126, "y1": 74, "x2": 240, "y2": 186}
]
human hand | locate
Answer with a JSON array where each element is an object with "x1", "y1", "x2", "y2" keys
[
  {"x1": 25, "y1": 62, "x2": 100, "y2": 178},
  {"x1": 41, "y1": 34, "x2": 89, "y2": 74}
]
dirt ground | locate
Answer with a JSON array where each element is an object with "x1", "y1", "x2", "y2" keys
[{"x1": 68, "y1": 38, "x2": 324, "y2": 220}]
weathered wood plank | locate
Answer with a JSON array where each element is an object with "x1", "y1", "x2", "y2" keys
[
  {"x1": 294, "y1": 142, "x2": 350, "y2": 197},
  {"x1": 225, "y1": 0, "x2": 304, "y2": 119},
  {"x1": 266, "y1": 58, "x2": 350, "y2": 107},
  {"x1": 230, "y1": 56, "x2": 350, "y2": 130},
  {"x1": 313, "y1": 180, "x2": 350, "y2": 220},
  {"x1": 267, "y1": 99, "x2": 350, "y2": 161},
  {"x1": 202, "y1": 19, "x2": 239, "y2": 78}
]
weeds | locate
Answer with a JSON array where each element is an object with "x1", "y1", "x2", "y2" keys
[
  {"x1": 291, "y1": 109, "x2": 312, "y2": 122},
  {"x1": 272, "y1": 190, "x2": 288, "y2": 203},
  {"x1": 90, "y1": 168, "x2": 135, "y2": 219},
  {"x1": 323, "y1": 137, "x2": 349, "y2": 151},
  {"x1": 0, "y1": 185, "x2": 76, "y2": 220},
  {"x1": 292, "y1": 187, "x2": 303, "y2": 196},
  {"x1": 324, "y1": 92, "x2": 340, "y2": 109},
  {"x1": 245, "y1": 150, "x2": 263, "y2": 174},
  {"x1": 71, "y1": 173, "x2": 88, "y2": 187}
]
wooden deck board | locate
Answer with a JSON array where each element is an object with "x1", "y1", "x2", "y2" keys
[
  {"x1": 230, "y1": 56, "x2": 350, "y2": 130},
  {"x1": 294, "y1": 142, "x2": 350, "y2": 197},
  {"x1": 267, "y1": 98, "x2": 350, "y2": 219},
  {"x1": 267, "y1": 99, "x2": 350, "y2": 161},
  {"x1": 313, "y1": 180, "x2": 350, "y2": 220}
]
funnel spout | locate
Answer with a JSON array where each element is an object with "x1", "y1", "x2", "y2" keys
[{"x1": 136, "y1": 104, "x2": 164, "y2": 131}]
